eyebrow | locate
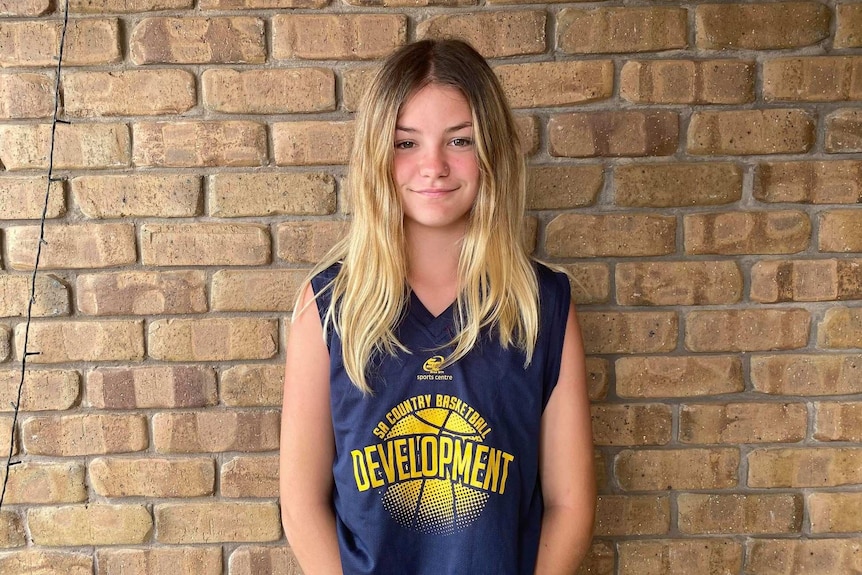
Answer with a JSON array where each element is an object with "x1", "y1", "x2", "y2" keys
[{"x1": 395, "y1": 121, "x2": 473, "y2": 133}]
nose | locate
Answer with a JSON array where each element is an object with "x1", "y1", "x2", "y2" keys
[{"x1": 419, "y1": 147, "x2": 449, "y2": 178}]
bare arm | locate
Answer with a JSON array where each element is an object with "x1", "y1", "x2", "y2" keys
[
  {"x1": 534, "y1": 302, "x2": 596, "y2": 575},
  {"x1": 280, "y1": 284, "x2": 344, "y2": 574}
]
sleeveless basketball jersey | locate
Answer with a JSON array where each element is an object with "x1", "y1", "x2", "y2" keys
[{"x1": 310, "y1": 263, "x2": 571, "y2": 575}]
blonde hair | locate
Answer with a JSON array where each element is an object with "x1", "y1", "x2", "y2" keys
[{"x1": 300, "y1": 39, "x2": 539, "y2": 393}]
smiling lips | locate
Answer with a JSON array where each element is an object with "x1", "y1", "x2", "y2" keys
[{"x1": 412, "y1": 187, "x2": 458, "y2": 198}]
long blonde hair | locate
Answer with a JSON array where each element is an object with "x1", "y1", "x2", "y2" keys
[{"x1": 300, "y1": 39, "x2": 539, "y2": 393}]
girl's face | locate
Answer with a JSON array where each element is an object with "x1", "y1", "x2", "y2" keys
[{"x1": 392, "y1": 84, "x2": 480, "y2": 236}]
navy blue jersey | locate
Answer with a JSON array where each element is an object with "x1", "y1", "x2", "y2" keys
[{"x1": 310, "y1": 263, "x2": 571, "y2": 575}]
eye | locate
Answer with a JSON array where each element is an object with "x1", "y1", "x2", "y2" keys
[
  {"x1": 395, "y1": 140, "x2": 415, "y2": 150},
  {"x1": 451, "y1": 137, "x2": 473, "y2": 148}
]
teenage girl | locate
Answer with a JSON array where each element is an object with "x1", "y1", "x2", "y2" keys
[{"x1": 280, "y1": 39, "x2": 595, "y2": 575}]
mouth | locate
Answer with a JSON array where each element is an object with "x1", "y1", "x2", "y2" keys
[{"x1": 412, "y1": 187, "x2": 457, "y2": 198}]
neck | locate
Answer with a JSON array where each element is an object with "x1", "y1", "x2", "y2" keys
[{"x1": 404, "y1": 223, "x2": 465, "y2": 314}]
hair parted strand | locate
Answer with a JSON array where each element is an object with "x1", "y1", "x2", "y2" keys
[{"x1": 295, "y1": 39, "x2": 540, "y2": 394}]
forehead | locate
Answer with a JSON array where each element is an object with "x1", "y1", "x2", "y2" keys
[{"x1": 396, "y1": 84, "x2": 472, "y2": 123}]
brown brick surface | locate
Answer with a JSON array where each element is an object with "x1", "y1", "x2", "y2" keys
[
  {"x1": 202, "y1": 68, "x2": 335, "y2": 114},
  {"x1": 212, "y1": 270, "x2": 306, "y2": 312},
  {"x1": 64, "y1": 70, "x2": 195, "y2": 117},
  {"x1": 22, "y1": 413, "x2": 148, "y2": 456},
  {"x1": 0, "y1": 19, "x2": 121, "y2": 67},
  {"x1": 220, "y1": 365, "x2": 284, "y2": 407},
  {"x1": 96, "y1": 547, "x2": 222, "y2": 575},
  {"x1": 273, "y1": 15, "x2": 406, "y2": 60},
  {"x1": 90, "y1": 457, "x2": 215, "y2": 498},
  {"x1": 577, "y1": 542, "x2": 614, "y2": 575},
  {"x1": 149, "y1": 318, "x2": 278, "y2": 361},
  {"x1": 0, "y1": 73, "x2": 53, "y2": 118},
  {"x1": 342, "y1": 66, "x2": 377, "y2": 112},
  {"x1": 685, "y1": 309, "x2": 810, "y2": 352},
  {"x1": 546, "y1": 214, "x2": 676, "y2": 257},
  {"x1": 133, "y1": 121, "x2": 266, "y2": 168},
  {"x1": 818, "y1": 307, "x2": 862, "y2": 349},
  {"x1": 764, "y1": 57, "x2": 862, "y2": 102},
  {"x1": 272, "y1": 121, "x2": 353, "y2": 166},
  {"x1": 0, "y1": 177, "x2": 63, "y2": 220},
  {"x1": 0, "y1": 123, "x2": 130, "y2": 171},
  {"x1": 820, "y1": 210, "x2": 862, "y2": 252},
  {"x1": 616, "y1": 261, "x2": 742, "y2": 305},
  {"x1": 200, "y1": 0, "x2": 326, "y2": 7},
  {"x1": 72, "y1": 174, "x2": 201, "y2": 218},
  {"x1": 616, "y1": 448, "x2": 738, "y2": 490},
  {"x1": 526, "y1": 165, "x2": 602, "y2": 210},
  {"x1": 751, "y1": 354, "x2": 862, "y2": 396},
  {"x1": 680, "y1": 403, "x2": 807, "y2": 444},
  {"x1": 0, "y1": 274, "x2": 68, "y2": 318},
  {"x1": 755, "y1": 160, "x2": 862, "y2": 203},
  {"x1": 621, "y1": 60, "x2": 754, "y2": 104},
  {"x1": 0, "y1": 462, "x2": 86, "y2": 504},
  {"x1": 549, "y1": 111, "x2": 678, "y2": 157},
  {"x1": 221, "y1": 455, "x2": 278, "y2": 497},
  {"x1": 684, "y1": 211, "x2": 811, "y2": 255},
  {"x1": 695, "y1": 3, "x2": 830, "y2": 50},
  {"x1": 751, "y1": 259, "x2": 862, "y2": 303},
  {"x1": 591, "y1": 404, "x2": 672, "y2": 446},
  {"x1": 614, "y1": 163, "x2": 742, "y2": 207},
  {"x1": 29, "y1": 505, "x2": 152, "y2": 546},
  {"x1": 580, "y1": 311, "x2": 678, "y2": 354},
  {"x1": 155, "y1": 502, "x2": 281, "y2": 543},
  {"x1": 417, "y1": 11, "x2": 545, "y2": 58},
  {"x1": 0, "y1": 510, "x2": 24, "y2": 548},
  {"x1": 748, "y1": 448, "x2": 862, "y2": 488},
  {"x1": 0, "y1": 0, "x2": 51, "y2": 15},
  {"x1": 558, "y1": 8, "x2": 687, "y2": 54},
  {"x1": 595, "y1": 495, "x2": 670, "y2": 536},
  {"x1": 836, "y1": 4, "x2": 862, "y2": 48},
  {"x1": 6, "y1": 223, "x2": 136, "y2": 271},
  {"x1": 515, "y1": 115, "x2": 539, "y2": 156},
  {"x1": 210, "y1": 173, "x2": 335, "y2": 217},
  {"x1": 816, "y1": 402, "x2": 862, "y2": 441},
  {"x1": 678, "y1": 494, "x2": 802, "y2": 534},
  {"x1": 560, "y1": 263, "x2": 611, "y2": 305},
  {"x1": 746, "y1": 539, "x2": 862, "y2": 575},
  {"x1": 15, "y1": 320, "x2": 145, "y2": 363},
  {"x1": 619, "y1": 539, "x2": 742, "y2": 575},
  {"x1": 229, "y1": 546, "x2": 303, "y2": 575},
  {"x1": 153, "y1": 410, "x2": 280, "y2": 453},
  {"x1": 495, "y1": 61, "x2": 613, "y2": 108},
  {"x1": 616, "y1": 356, "x2": 743, "y2": 398},
  {"x1": 826, "y1": 108, "x2": 862, "y2": 153},
  {"x1": 141, "y1": 223, "x2": 270, "y2": 267},
  {"x1": 277, "y1": 220, "x2": 349, "y2": 264},
  {"x1": 0, "y1": 369, "x2": 78, "y2": 411},
  {"x1": 688, "y1": 110, "x2": 815, "y2": 155},
  {"x1": 0, "y1": 551, "x2": 91, "y2": 575},
  {"x1": 77, "y1": 271, "x2": 207, "y2": 316},
  {"x1": 809, "y1": 493, "x2": 862, "y2": 533},
  {"x1": 130, "y1": 17, "x2": 265, "y2": 64},
  {"x1": 87, "y1": 365, "x2": 217, "y2": 409}
]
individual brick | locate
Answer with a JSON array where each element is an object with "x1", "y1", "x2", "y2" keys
[
  {"x1": 342, "y1": 0, "x2": 470, "y2": 6},
  {"x1": 751, "y1": 354, "x2": 862, "y2": 396},
  {"x1": 273, "y1": 15, "x2": 406, "y2": 60},
  {"x1": 202, "y1": 0, "x2": 326, "y2": 6},
  {"x1": 677, "y1": 494, "x2": 802, "y2": 535},
  {"x1": 763, "y1": 57, "x2": 862, "y2": 102},
  {"x1": 616, "y1": 261, "x2": 742, "y2": 306},
  {"x1": 0, "y1": 0, "x2": 51, "y2": 15},
  {"x1": 549, "y1": 111, "x2": 678, "y2": 158},
  {"x1": 688, "y1": 109, "x2": 814, "y2": 155},
  {"x1": 276, "y1": 220, "x2": 349, "y2": 264},
  {"x1": 614, "y1": 162, "x2": 742, "y2": 208},
  {"x1": 15, "y1": 320, "x2": 145, "y2": 363},
  {"x1": 96, "y1": 547, "x2": 222, "y2": 575},
  {"x1": 621, "y1": 60, "x2": 754, "y2": 104},
  {"x1": 826, "y1": 108, "x2": 862, "y2": 153},
  {"x1": 153, "y1": 410, "x2": 280, "y2": 453},
  {"x1": 526, "y1": 165, "x2": 602, "y2": 210},
  {"x1": 212, "y1": 270, "x2": 306, "y2": 312},
  {"x1": 229, "y1": 546, "x2": 303, "y2": 575},
  {"x1": 6, "y1": 223, "x2": 136, "y2": 271},
  {"x1": 22, "y1": 413, "x2": 148, "y2": 456},
  {"x1": 202, "y1": 68, "x2": 334, "y2": 114},
  {"x1": 72, "y1": 174, "x2": 201, "y2": 218},
  {"x1": 751, "y1": 259, "x2": 862, "y2": 303},
  {"x1": 417, "y1": 11, "x2": 545, "y2": 58},
  {"x1": 272, "y1": 121, "x2": 353, "y2": 166},
  {"x1": 0, "y1": 73, "x2": 53, "y2": 118},
  {"x1": 221, "y1": 455, "x2": 278, "y2": 497},
  {"x1": 616, "y1": 448, "x2": 738, "y2": 491},
  {"x1": 130, "y1": 17, "x2": 264, "y2": 65},
  {"x1": 495, "y1": 61, "x2": 613, "y2": 109},
  {"x1": 684, "y1": 211, "x2": 811, "y2": 255},
  {"x1": 221, "y1": 365, "x2": 284, "y2": 407},
  {"x1": 695, "y1": 3, "x2": 830, "y2": 50},
  {"x1": 63, "y1": 70, "x2": 195, "y2": 117},
  {"x1": 809, "y1": 493, "x2": 862, "y2": 533},
  {"x1": 87, "y1": 365, "x2": 217, "y2": 409},
  {"x1": 595, "y1": 495, "x2": 670, "y2": 536},
  {"x1": 0, "y1": 274, "x2": 68, "y2": 318},
  {"x1": 816, "y1": 402, "x2": 862, "y2": 441},
  {"x1": 0, "y1": 551, "x2": 91, "y2": 575},
  {"x1": 0, "y1": 416, "x2": 15, "y2": 457},
  {"x1": 77, "y1": 271, "x2": 207, "y2": 316},
  {"x1": 685, "y1": 309, "x2": 810, "y2": 352},
  {"x1": 748, "y1": 447, "x2": 862, "y2": 488},
  {"x1": 546, "y1": 214, "x2": 675, "y2": 258},
  {"x1": 149, "y1": 318, "x2": 278, "y2": 361},
  {"x1": 836, "y1": 3, "x2": 862, "y2": 48},
  {"x1": 90, "y1": 457, "x2": 215, "y2": 498},
  {"x1": 755, "y1": 160, "x2": 862, "y2": 203},
  {"x1": 591, "y1": 404, "x2": 672, "y2": 446},
  {"x1": 746, "y1": 539, "x2": 862, "y2": 575},
  {"x1": 0, "y1": 510, "x2": 24, "y2": 548},
  {"x1": 210, "y1": 173, "x2": 335, "y2": 217},
  {"x1": 515, "y1": 115, "x2": 539, "y2": 156},
  {"x1": 580, "y1": 312, "x2": 678, "y2": 354},
  {"x1": 70, "y1": 0, "x2": 192, "y2": 9},
  {"x1": 0, "y1": 370, "x2": 78, "y2": 411},
  {"x1": 0, "y1": 123, "x2": 130, "y2": 171},
  {"x1": 818, "y1": 307, "x2": 862, "y2": 349},
  {"x1": 141, "y1": 223, "x2": 270, "y2": 266},
  {"x1": 619, "y1": 539, "x2": 742, "y2": 575},
  {"x1": 0, "y1": 19, "x2": 120, "y2": 67},
  {"x1": 559, "y1": 263, "x2": 611, "y2": 305},
  {"x1": 680, "y1": 403, "x2": 807, "y2": 444},
  {"x1": 558, "y1": 7, "x2": 687, "y2": 54},
  {"x1": 820, "y1": 210, "x2": 862, "y2": 252},
  {"x1": 342, "y1": 66, "x2": 377, "y2": 112},
  {"x1": 0, "y1": 177, "x2": 64, "y2": 219},
  {"x1": 616, "y1": 356, "x2": 743, "y2": 398},
  {"x1": 29, "y1": 505, "x2": 151, "y2": 546},
  {"x1": 585, "y1": 358, "x2": 610, "y2": 402},
  {"x1": 0, "y1": 462, "x2": 86, "y2": 504},
  {"x1": 133, "y1": 121, "x2": 266, "y2": 168},
  {"x1": 155, "y1": 502, "x2": 281, "y2": 543}
]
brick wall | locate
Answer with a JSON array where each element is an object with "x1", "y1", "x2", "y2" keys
[{"x1": 0, "y1": 1, "x2": 860, "y2": 574}]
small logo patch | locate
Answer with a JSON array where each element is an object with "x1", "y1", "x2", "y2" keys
[{"x1": 422, "y1": 355, "x2": 445, "y2": 374}]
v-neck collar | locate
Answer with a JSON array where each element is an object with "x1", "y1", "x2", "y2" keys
[{"x1": 407, "y1": 290, "x2": 455, "y2": 343}]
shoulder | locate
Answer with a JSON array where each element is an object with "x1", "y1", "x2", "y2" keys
[
  {"x1": 310, "y1": 261, "x2": 342, "y2": 295},
  {"x1": 534, "y1": 261, "x2": 571, "y2": 303}
]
